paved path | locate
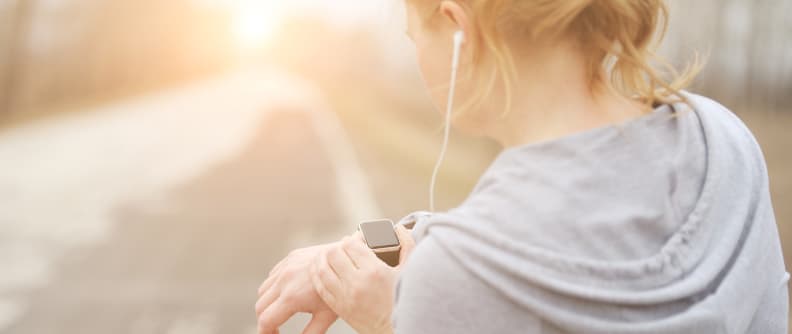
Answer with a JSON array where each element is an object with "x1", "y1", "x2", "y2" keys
[{"x1": 0, "y1": 70, "x2": 382, "y2": 333}]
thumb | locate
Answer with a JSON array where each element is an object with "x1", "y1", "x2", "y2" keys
[
  {"x1": 301, "y1": 310, "x2": 337, "y2": 334},
  {"x1": 394, "y1": 225, "x2": 416, "y2": 267}
]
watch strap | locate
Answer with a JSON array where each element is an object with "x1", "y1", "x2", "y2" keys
[{"x1": 376, "y1": 249, "x2": 400, "y2": 267}]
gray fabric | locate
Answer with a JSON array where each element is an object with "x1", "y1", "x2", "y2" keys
[{"x1": 392, "y1": 93, "x2": 789, "y2": 333}]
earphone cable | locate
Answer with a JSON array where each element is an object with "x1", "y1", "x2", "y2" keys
[{"x1": 429, "y1": 32, "x2": 463, "y2": 212}]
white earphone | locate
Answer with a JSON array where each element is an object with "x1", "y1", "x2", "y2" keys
[
  {"x1": 452, "y1": 30, "x2": 465, "y2": 70},
  {"x1": 429, "y1": 30, "x2": 465, "y2": 212}
]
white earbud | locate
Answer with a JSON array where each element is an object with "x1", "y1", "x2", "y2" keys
[
  {"x1": 429, "y1": 30, "x2": 465, "y2": 212},
  {"x1": 452, "y1": 30, "x2": 465, "y2": 69}
]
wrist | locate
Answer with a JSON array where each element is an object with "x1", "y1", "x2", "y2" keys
[
  {"x1": 354, "y1": 313, "x2": 393, "y2": 334},
  {"x1": 359, "y1": 322, "x2": 393, "y2": 334}
]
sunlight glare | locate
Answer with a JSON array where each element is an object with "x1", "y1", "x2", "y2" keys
[{"x1": 232, "y1": 0, "x2": 281, "y2": 48}]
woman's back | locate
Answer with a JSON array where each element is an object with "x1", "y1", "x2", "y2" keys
[{"x1": 393, "y1": 94, "x2": 789, "y2": 333}]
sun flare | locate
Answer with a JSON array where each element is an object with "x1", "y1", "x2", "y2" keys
[{"x1": 231, "y1": 0, "x2": 281, "y2": 48}]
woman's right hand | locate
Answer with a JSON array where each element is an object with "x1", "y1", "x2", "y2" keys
[
  {"x1": 310, "y1": 226, "x2": 416, "y2": 334},
  {"x1": 255, "y1": 242, "x2": 339, "y2": 334}
]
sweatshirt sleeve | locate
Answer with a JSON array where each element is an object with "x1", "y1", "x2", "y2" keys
[{"x1": 391, "y1": 235, "x2": 545, "y2": 334}]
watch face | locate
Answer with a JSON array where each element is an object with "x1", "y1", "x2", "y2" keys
[{"x1": 359, "y1": 220, "x2": 399, "y2": 249}]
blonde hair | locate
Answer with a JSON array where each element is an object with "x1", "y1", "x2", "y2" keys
[{"x1": 424, "y1": 0, "x2": 702, "y2": 116}]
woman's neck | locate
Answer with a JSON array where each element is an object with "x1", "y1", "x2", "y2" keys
[{"x1": 480, "y1": 43, "x2": 651, "y2": 148}]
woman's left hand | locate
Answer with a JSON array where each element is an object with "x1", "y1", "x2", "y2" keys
[{"x1": 310, "y1": 225, "x2": 415, "y2": 334}]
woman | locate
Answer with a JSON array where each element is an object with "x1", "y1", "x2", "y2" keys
[{"x1": 255, "y1": 0, "x2": 789, "y2": 333}]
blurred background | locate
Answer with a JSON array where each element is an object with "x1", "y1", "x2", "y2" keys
[{"x1": 0, "y1": 0, "x2": 789, "y2": 333}]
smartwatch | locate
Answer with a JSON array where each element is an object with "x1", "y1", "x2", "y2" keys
[{"x1": 358, "y1": 219, "x2": 401, "y2": 267}]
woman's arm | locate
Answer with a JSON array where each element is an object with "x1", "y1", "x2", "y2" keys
[
  {"x1": 392, "y1": 234, "x2": 545, "y2": 334},
  {"x1": 310, "y1": 225, "x2": 415, "y2": 334}
]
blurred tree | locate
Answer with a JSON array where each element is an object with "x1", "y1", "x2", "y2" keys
[
  {"x1": 1, "y1": 0, "x2": 35, "y2": 116},
  {"x1": 663, "y1": 0, "x2": 792, "y2": 113},
  {"x1": 2, "y1": 0, "x2": 235, "y2": 116}
]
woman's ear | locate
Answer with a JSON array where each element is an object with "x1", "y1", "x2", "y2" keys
[
  {"x1": 438, "y1": 0, "x2": 472, "y2": 43},
  {"x1": 438, "y1": 0, "x2": 478, "y2": 64}
]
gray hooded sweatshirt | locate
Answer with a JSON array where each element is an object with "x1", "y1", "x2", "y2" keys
[{"x1": 392, "y1": 93, "x2": 789, "y2": 333}]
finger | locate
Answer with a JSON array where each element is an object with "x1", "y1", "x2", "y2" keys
[
  {"x1": 311, "y1": 253, "x2": 341, "y2": 307},
  {"x1": 301, "y1": 310, "x2": 337, "y2": 334},
  {"x1": 395, "y1": 225, "x2": 416, "y2": 267},
  {"x1": 257, "y1": 298, "x2": 296, "y2": 334},
  {"x1": 259, "y1": 256, "x2": 292, "y2": 296},
  {"x1": 258, "y1": 272, "x2": 279, "y2": 296},
  {"x1": 343, "y1": 233, "x2": 381, "y2": 269},
  {"x1": 255, "y1": 286, "x2": 280, "y2": 317},
  {"x1": 326, "y1": 243, "x2": 357, "y2": 280},
  {"x1": 269, "y1": 258, "x2": 286, "y2": 277}
]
